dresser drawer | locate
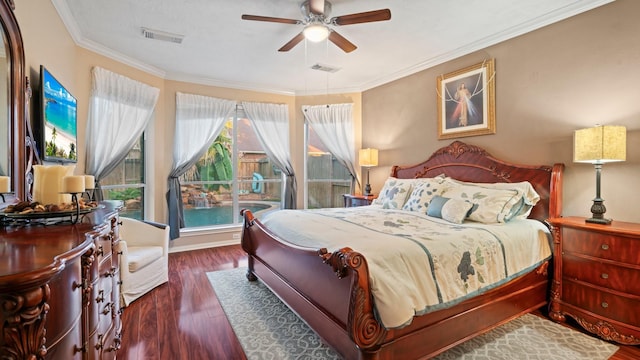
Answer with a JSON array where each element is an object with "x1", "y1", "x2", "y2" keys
[
  {"x1": 563, "y1": 227, "x2": 640, "y2": 264},
  {"x1": 563, "y1": 280, "x2": 640, "y2": 326},
  {"x1": 563, "y1": 254, "x2": 640, "y2": 294}
]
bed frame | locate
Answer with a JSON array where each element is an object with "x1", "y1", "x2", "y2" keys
[{"x1": 241, "y1": 141, "x2": 564, "y2": 359}]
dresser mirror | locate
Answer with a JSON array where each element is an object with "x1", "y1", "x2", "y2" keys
[{"x1": 0, "y1": 0, "x2": 27, "y2": 206}]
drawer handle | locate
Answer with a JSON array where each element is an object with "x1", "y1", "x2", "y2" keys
[
  {"x1": 601, "y1": 302, "x2": 609, "y2": 308},
  {"x1": 601, "y1": 273, "x2": 609, "y2": 279},
  {"x1": 102, "y1": 303, "x2": 112, "y2": 315},
  {"x1": 601, "y1": 244, "x2": 609, "y2": 250},
  {"x1": 96, "y1": 290, "x2": 104, "y2": 303},
  {"x1": 96, "y1": 246, "x2": 104, "y2": 257}
]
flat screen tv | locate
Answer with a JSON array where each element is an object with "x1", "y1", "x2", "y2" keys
[{"x1": 39, "y1": 65, "x2": 78, "y2": 163}]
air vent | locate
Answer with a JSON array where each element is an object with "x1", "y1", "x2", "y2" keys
[
  {"x1": 310, "y1": 63, "x2": 340, "y2": 73},
  {"x1": 141, "y1": 27, "x2": 184, "y2": 44}
]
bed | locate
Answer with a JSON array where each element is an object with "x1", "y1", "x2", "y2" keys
[{"x1": 241, "y1": 141, "x2": 564, "y2": 359}]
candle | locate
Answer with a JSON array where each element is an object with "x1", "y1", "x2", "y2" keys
[
  {"x1": 62, "y1": 176, "x2": 86, "y2": 193},
  {"x1": 0, "y1": 176, "x2": 9, "y2": 193},
  {"x1": 33, "y1": 165, "x2": 75, "y2": 204},
  {"x1": 84, "y1": 175, "x2": 95, "y2": 190}
]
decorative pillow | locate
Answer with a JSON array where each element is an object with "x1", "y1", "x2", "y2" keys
[
  {"x1": 443, "y1": 179, "x2": 540, "y2": 220},
  {"x1": 427, "y1": 195, "x2": 473, "y2": 224},
  {"x1": 401, "y1": 177, "x2": 448, "y2": 213},
  {"x1": 441, "y1": 179, "x2": 524, "y2": 223},
  {"x1": 371, "y1": 177, "x2": 413, "y2": 209}
]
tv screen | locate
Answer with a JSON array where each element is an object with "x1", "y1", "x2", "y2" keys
[{"x1": 39, "y1": 65, "x2": 78, "y2": 163}]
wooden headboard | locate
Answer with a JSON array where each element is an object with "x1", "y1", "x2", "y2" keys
[{"x1": 390, "y1": 141, "x2": 564, "y2": 222}]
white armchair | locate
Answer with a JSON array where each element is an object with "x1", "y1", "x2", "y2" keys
[{"x1": 116, "y1": 217, "x2": 170, "y2": 307}]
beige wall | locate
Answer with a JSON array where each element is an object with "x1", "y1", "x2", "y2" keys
[{"x1": 362, "y1": 0, "x2": 640, "y2": 223}]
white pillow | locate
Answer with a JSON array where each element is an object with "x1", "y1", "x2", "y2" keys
[
  {"x1": 441, "y1": 179, "x2": 524, "y2": 223},
  {"x1": 371, "y1": 178, "x2": 413, "y2": 209},
  {"x1": 444, "y1": 178, "x2": 540, "y2": 219}
]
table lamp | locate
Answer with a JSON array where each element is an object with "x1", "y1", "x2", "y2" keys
[
  {"x1": 359, "y1": 148, "x2": 378, "y2": 196},
  {"x1": 574, "y1": 125, "x2": 626, "y2": 224}
]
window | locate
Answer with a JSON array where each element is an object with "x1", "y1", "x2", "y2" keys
[
  {"x1": 180, "y1": 112, "x2": 282, "y2": 228},
  {"x1": 305, "y1": 124, "x2": 351, "y2": 209},
  {"x1": 100, "y1": 135, "x2": 145, "y2": 219}
]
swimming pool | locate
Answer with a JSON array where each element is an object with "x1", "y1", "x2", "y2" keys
[{"x1": 183, "y1": 203, "x2": 273, "y2": 228}]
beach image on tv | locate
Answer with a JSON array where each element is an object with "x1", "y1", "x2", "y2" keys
[{"x1": 43, "y1": 69, "x2": 77, "y2": 161}]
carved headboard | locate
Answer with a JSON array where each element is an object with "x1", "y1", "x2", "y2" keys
[{"x1": 390, "y1": 141, "x2": 564, "y2": 222}]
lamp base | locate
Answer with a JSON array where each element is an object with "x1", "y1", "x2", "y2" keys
[
  {"x1": 364, "y1": 183, "x2": 372, "y2": 196},
  {"x1": 585, "y1": 217, "x2": 612, "y2": 225}
]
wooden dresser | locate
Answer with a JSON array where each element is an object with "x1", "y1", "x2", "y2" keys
[
  {"x1": 0, "y1": 202, "x2": 123, "y2": 359},
  {"x1": 548, "y1": 216, "x2": 640, "y2": 345}
]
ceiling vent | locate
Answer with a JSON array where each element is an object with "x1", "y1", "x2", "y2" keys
[
  {"x1": 141, "y1": 27, "x2": 184, "y2": 44},
  {"x1": 310, "y1": 63, "x2": 340, "y2": 73}
]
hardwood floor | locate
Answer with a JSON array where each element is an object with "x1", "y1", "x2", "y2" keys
[{"x1": 119, "y1": 245, "x2": 640, "y2": 360}]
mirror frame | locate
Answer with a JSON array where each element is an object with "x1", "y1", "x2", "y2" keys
[{"x1": 0, "y1": 0, "x2": 26, "y2": 203}]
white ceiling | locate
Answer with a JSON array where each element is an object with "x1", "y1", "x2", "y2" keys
[{"x1": 53, "y1": 0, "x2": 613, "y2": 95}]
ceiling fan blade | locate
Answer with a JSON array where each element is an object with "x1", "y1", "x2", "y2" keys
[
  {"x1": 309, "y1": 0, "x2": 325, "y2": 15},
  {"x1": 331, "y1": 9, "x2": 391, "y2": 26},
  {"x1": 241, "y1": 14, "x2": 300, "y2": 25},
  {"x1": 328, "y1": 31, "x2": 357, "y2": 53},
  {"x1": 278, "y1": 32, "x2": 305, "y2": 52}
]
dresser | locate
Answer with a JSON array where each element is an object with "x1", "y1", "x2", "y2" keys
[
  {"x1": 343, "y1": 194, "x2": 376, "y2": 207},
  {"x1": 0, "y1": 202, "x2": 123, "y2": 359},
  {"x1": 548, "y1": 216, "x2": 640, "y2": 345}
]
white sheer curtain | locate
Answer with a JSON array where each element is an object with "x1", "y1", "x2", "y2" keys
[
  {"x1": 85, "y1": 66, "x2": 160, "y2": 200},
  {"x1": 302, "y1": 103, "x2": 359, "y2": 192},
  {"x1": 242, "y1": 101, "x2": 297, "y2": 209},
  {"x1": 167, "y1": 92, "x2": 236, "y2": 239}
]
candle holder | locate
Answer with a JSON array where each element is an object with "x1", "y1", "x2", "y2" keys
[{"x1": 69, "y1": 193, "x2": 81, "y2": 224}]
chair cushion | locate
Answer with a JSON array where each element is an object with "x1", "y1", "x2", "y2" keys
[{"x1": 127, "y1": 246, "x2": 163, "y2": 272}]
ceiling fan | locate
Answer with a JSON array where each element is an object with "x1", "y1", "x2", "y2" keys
[{"x1": 241, "y1": 0, "x2": 391, "y2": 53}]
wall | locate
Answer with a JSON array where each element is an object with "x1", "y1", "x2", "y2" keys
[{"x1": 362, "y1": 0, "x2": 640, "y2": 223}]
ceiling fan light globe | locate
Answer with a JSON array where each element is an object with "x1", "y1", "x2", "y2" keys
[{"x1": 303, "y1": 24, "x2": 329, "y2": 42}]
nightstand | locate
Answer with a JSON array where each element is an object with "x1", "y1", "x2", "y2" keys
[
  {"x1": 547, "y1": 216, "x2": 640, "y2": 345},
  {"x1": 343, "y1": 194, "x2": 376, "y2": 207}
]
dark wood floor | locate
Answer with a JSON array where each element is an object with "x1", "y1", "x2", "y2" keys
[{"x1": 119, "y1": 245, "x2": 640, "y2": 360}]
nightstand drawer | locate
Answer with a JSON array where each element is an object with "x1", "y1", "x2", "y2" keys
[
  {"x1": 343, "y1": 194, "x2": 376, "y2": 207},
  {"x1": 563, "y1": 227, "x2": 640, "y2": 264},
  {"x1": 563, "y1": 280, "x2": 640, "y2": 326},
  {"x1": 563, "y1": 254, "x2": 640, "y2": 294}
]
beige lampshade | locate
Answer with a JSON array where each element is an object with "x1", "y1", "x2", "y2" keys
[
  {"x1": 574, "y1": 125, "x2": 626, "y2": 164},
  {"x1": 359, "y1": 148, "x2": 379, "y2": 167}
]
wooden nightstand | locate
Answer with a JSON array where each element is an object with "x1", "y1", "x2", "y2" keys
[
  {"x1": 343, "y1": 194, "x2": 376, "y2": 207},
  {"x1": 547, "y1": 216, "x2": 640, "y2": 345}
]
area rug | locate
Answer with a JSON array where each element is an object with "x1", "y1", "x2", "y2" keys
[{"x1": 207, "y1": 268, "x2": 619, "y2": 360}]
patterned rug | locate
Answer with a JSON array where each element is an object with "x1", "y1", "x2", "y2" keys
[{"x1": 207, "y1": 267, "x2": 618, "y2": 360}]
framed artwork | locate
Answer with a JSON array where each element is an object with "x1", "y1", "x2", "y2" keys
[{"x1": 437, "y1": 59, "x2": 495, "y2": 139}]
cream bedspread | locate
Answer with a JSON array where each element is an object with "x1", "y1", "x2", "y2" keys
[{"x1": 261, "y1": 206, "x2": 552, "y2": 329}]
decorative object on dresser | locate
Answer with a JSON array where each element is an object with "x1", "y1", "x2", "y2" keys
[
  {"x1": 342, "y1": 193, "x2": 376, "y2": 207},
  {"x1": 548, "y1": 216, "x2": 640, "y2": 345},
  {"x1": 0, "y1": 201, "x2": 124, "y2": 359},
  {"x1": 116, "y1": 217, "x2": 170, "y2": 307},
  {"x1": 573, "y1": 125, "x2": 626, "y2": 225},
  {"x1": 358, "y1": 147, "x2": 378, "y2": 196}
]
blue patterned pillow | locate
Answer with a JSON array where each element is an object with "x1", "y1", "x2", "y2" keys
[
  {"x1": 371, "y1": 178, "x2": 413, "y2": 209},
  {"x1": 402, "y1": 178, "x2": 447, "y2": 213},
  {"x1": 427, "y1": 195, "x2": 473, "y2": 224}
]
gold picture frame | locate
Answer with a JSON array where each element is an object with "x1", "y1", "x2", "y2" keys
[{"x1": 437, "y1": 59, "x2": 495, "y2": 139}]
